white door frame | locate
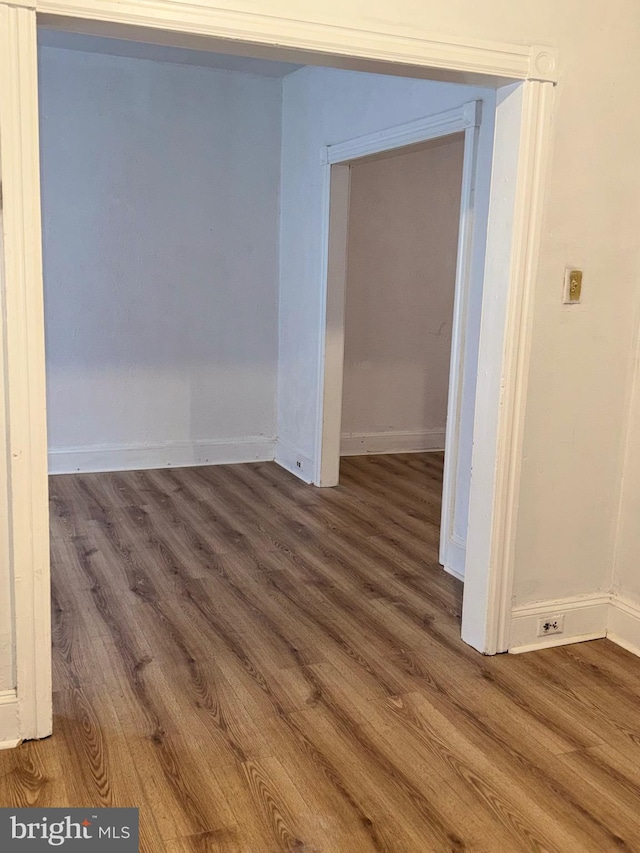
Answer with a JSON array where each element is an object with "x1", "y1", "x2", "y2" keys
[
  {"x1": 315, "y1": 100, "x2": 482, "y2": 588},
  {"x1": 0, "y1": 2, "x2": 51, "y2": 748},
  {"x1": 314, "y1": 82, "x2": 554, "y2": 656},
  {"x1": 0, "y1": 0, "x2": 556, "y2": 745}
]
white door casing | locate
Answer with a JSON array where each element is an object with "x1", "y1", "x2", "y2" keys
[
  {"x1": 315, "y1": 101, "x2": 483, "y2": 588},
  {"x1": 0, "y1": 1, "x2": 51, "y2": 748},
  {"x1": 438, "y1": 110, "x2": 482, "y2": 581},
  {"x1": 461, "y1": 80, "x2": 555, "y2": 654}
]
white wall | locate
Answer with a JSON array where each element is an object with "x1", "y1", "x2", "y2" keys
[
  {"x1": 39, "y1": 47, "x2": 282, "y2": 473},
  {"x1": 278, "y1": 66, "x2": 495, "y2": 479},
  {"x1": 340, "y1": 136, "x2": 464, "y2": 456}
]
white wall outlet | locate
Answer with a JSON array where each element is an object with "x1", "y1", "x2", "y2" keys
[{"x1": 537, "y1": 614, "x2": 565, "y2": 637}]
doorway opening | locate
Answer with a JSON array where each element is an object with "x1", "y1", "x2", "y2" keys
[
  {"x1": 318, "y1": 102, "x2": 491, "y2": 587},
  {"x1": 0, "y1": 4, "x2": 555, "y2": 745},
  {"x1": 339, "y1": 134, "x2": 466, "y2": 586}
]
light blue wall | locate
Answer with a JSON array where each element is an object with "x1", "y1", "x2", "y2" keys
[{"x1": 39, "y1": 46, "x2": 282, "y2": 471}]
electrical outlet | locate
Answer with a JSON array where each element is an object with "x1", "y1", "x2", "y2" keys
[
  {"x1": 296, "y1": 460, "x2": 303, "y2": 470},
  {"x1": 537, "y1": 614, "x2": 564, "y2": 637}
]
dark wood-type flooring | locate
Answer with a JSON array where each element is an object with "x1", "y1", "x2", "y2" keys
[{"x1": 2, "y1": 453, "x2": 640, "y2": 851}]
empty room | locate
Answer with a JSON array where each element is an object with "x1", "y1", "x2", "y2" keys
[{"x1": 2, "y1": 2, "x2": 640, "y2": 852}]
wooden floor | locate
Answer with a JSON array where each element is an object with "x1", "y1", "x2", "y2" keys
[{"x1": 1, "y1": 454, "x2": 640, "y2": 851}]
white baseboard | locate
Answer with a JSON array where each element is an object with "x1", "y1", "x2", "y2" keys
[
  {"x1": 274, "y1": 439, "x2": 314, "y2": 484},
  {"x1": 509, "y1": 590, "x2": 640, "y2": 657},
  {"x1": 441, "y1": 535, "x2": 466, "y2": 582},
  {"x1": 509, "y1": 593, "x2": 610, "y2": 653},
  {"x1": 48, "y1": 436, "x2": 276, "y2": 475},
  {"x1": 443, "y1": 564, "x2": 465, "y2": 582},
  {"x1": 608, "y1": 594, "x2": 640, "y2": 657},
  {"x1": 0, "y1": 690, "x2": 19, "y2": 747},
  {"x1": 340, "y1": 429, "x2": 445, "y2": 456}
]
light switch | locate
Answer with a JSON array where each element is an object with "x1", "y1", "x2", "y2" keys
[{"x1": 563, "y1": 269, "x2": 583, "y2": 304}]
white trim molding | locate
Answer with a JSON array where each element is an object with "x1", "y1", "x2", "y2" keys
[
  {"x1": 444, "y1": 564, "x2": 465, "y2": 583},
  {"x1": 48, "y1": 437, "x2": 276, "y2": 475},
  {"x1": 461, "y1": 80, "x2": 555, "y2": 655},
  {"x1": 530, "y1": 46, "x2": 558, "y2": 81},
  {"x1": 340, "y1": 429, "x2": 445, "y2": 456},
  {"x1": 608, "y1": 594, "x2": 640, "y2": 657},
  {"x1": 36, "y1": 2, "x2": 557, "y2": 84},
  {"x1": 323, "y1": 101, "x2": 481, "y2": 165},
  {"x1": 438, "y1": 100, "x2": 482, "y2": 581},
  {"x1": 488, "y1": 81, "x2": 555, "y2": 653},
  {"x1": 0, "y1": 690, "x2": 20, "y2": 750},
  {"x1": 0, "y1": 2, "x2": 52, "y2": 743},
  {"x1": 509, "y1": 591, "x2": 640, "y2": 657},
  {"x1": 509, "y1": 593, "x2": 610, "y2": 654},
  {"x1": 275, "y1": 439, "x2": 314, "y2": 484},
  {"x1": 317, "y1": 100, "x2": 482, "y2": 489}
]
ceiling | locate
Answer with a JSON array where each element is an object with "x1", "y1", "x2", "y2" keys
[{"x1": 37, "y1": 29, "x2": 303, "y2": 78}]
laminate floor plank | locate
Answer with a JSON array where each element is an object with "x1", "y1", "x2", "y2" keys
[
  {"x1": 501, "y1": 646, "x2": 640, "y2": 754},
  {"x1": 287, "y1": 704, "x2": 487, "y2": 853},
  {"x1": 369, "y1": 691, "x2": 624, "y2": 852},
  {"x1": 357, "y1": 599, "x2": 605, "y2": 757},
  {"x1": 1, "y1": 453, "x2": 640, "y2": 851},
  {"x1": 165, "y1": 828, "x2": 243, "y2": 853},
  {"x1": 558, "y1": 742, "x2": 640, "y2": 825},
  {"x1": 295, "y1": 662, "x2": 526, "y2": 852},
  {"x1": 52, "y1": 685, "x2": 166, "y2": 853},
  {"x1": 144, "y1": 474, "x2": 266, "y2": 552},
  {"x1": 0, "y1": 736, "x2": 68, "y2": 809},
  {"x1": 363, "y1": 691, "x2": 569, "y2": 853}
]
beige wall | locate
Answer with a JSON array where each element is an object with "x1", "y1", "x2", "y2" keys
[{"x1": 341, "y1": 136, "x2": 464, "y2": 452}]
